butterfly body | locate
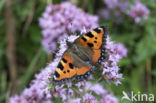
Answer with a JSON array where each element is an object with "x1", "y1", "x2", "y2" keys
[{"x1": 53, "y1": 26, "x2": 108, "y2": 85}]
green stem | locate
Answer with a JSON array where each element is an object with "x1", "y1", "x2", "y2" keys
[{"x1": 146, "y1": 58, "x2": 152, "y2": 92}]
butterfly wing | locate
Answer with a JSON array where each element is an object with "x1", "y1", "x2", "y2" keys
[
  {"x1": 75, "y1": 26, "x2": 108, "y2": 64},
  {"x1": 69, "y1": 50, "x2": 92, "y2": 80},
  {"x1": 53, "y1": 50, "x2": 92, "y2": 84},
  {"x1": 53, "y1": 51, "x2": 77, "y2": 84}
]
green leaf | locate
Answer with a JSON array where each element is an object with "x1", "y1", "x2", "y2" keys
[
  {"x1": 19, "y1": 48, "x2": 45, "y2": 92},
  {"x1": 152, "y1": 69, "x2": 156, "y2": 76},
  {"x1": 0, "y1": 0, "x2": 5, "y2": 12}
]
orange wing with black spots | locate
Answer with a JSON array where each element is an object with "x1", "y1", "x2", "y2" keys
[
  {"x1": 53, "y1": 51, "x2": 92, "y2": 85},
  {"x1": 52, "y1": 26, "x2": 108, "y2": 85},
  {"x1": 76, "y1": 26, "x2": 108, "y2": 64},
  {"x1": 53, "y1": 52, "x2": 77, "y2": 82},
  {"x1": 77, "y1": 26, "x2": 106, "y2": 49}
]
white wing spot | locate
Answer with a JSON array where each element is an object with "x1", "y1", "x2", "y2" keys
[{"x1": 54, "y1": 75, "x2": 56, "y2": 80}]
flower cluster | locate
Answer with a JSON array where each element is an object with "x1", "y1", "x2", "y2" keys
[
  {"x1": 9, "y1": 30, "x2": 127, "y2": 102},
  {"x1": 99, "y1": 0, "x2": 129, "y2": 23},
  {"x1": 129, "y1": 2, "x2": 150, "y2": 23},
  {"x1": 104, "y1": 0, "x2": 118, "y2": 8},
  {"x1": 55, "y1": 81, "x2": 118, "y2": 103},
  {"x1": 102, "y1": 36, "x2": 127, "y2": 85},
  {"x1": 39, "y1": 2, "x2": 98, "y2": 53},
  {"x1": 99, "y1": 0, "x2": 150, "y2": 23}
]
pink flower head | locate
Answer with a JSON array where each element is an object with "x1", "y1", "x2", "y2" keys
[
  {"x1": 114, "y1": 43, "x2": 128, "y2": 58},
  {"x1": 90, "y1": 83, "x2": 107, "y2": 96},
  {"x1": 85, "y1": 82, "x2": 107, "y2": 96},
  {"x1": 104, "y1": 0, "x2": 118, "y2": 8},
  {"x1": 101, "y1": 94, "x2": 118, "y2": 103},
  {"x1": 67, "y1": 98, "x2": 81, "y2": 103},
  {"x1": 129, "y1": 2, "x2": 150, "y2": 23},
  {"x1": 39, "y1": 2, "x2": 98, "y2": 53},
  {"x1": 101, "y1": 36, "x2": 127, "y2": 85},
  {"x1": 83, "y1": 93, "x2": 99, "y2": 103}
]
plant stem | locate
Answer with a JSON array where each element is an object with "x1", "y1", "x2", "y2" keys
[
  {"x1": 5, "y1": 0, "x2": 17, "y2": 95},
  {"x1": 146, "y1": 58, "x2": 152, "y2": 92},
  {"x1": 19, "y1": 48, "x2": 43, "y2": 92}
]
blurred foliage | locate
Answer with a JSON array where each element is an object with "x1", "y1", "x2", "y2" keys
[{"x1": 0, "y1": 0, "x2": 156, "y2": 103}]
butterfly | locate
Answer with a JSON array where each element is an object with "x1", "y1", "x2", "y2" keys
[{"x1": 52, "y1": 26, "x2": 108, "y2": 85}]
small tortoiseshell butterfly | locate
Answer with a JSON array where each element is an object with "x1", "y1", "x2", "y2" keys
[{"x1": 53, "y1": 26, "x2": 108, "y2": 85}]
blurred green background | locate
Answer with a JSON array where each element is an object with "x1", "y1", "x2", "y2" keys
[{"x1": 0, "y1": 0, "x2": 156, "y2": 103}]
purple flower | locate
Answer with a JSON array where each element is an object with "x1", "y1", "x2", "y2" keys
[
  {"x1": 67, "y1": 98, "x2": 81, "y2": 103},
  {"x1": 101, "y1": 94, "x2": 118, "y2": 103},
  {"x1": 39, "y1": 2, "x2": 98, "y2": 53},
  {"x1": 114, "y1": 43, "x2": 127, "y2": 58},
  {"x1": 104, "y1": 0, "x2": 118, "y2": 8},
  {"x1": 117, "y1": 1, "x2": 129, "y2": 13},
  {"x1": 101, "y1": 36, "x2": 127, "y2": 85},
  {"x1": 83, "y1": 93, "x2": 99, "y2": 103},
  {"x1": 90, "y1": 83, "x2": 107, "y2": 96},
  {"x1": 129, "y1": 2, "x2": 150, "y2": 23},
  {"x1": 98, "y1": 9, "x2": 111, "y2": 20},
  {"x1": 9, "y1": 95, "x2": 27, "y2": 103},
  {"x1": 100, "y1": 0, "x2": 129, "y2": 23},
  {"x1": 85, "y1": 82, "x2": 107, "y2": 96}
]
